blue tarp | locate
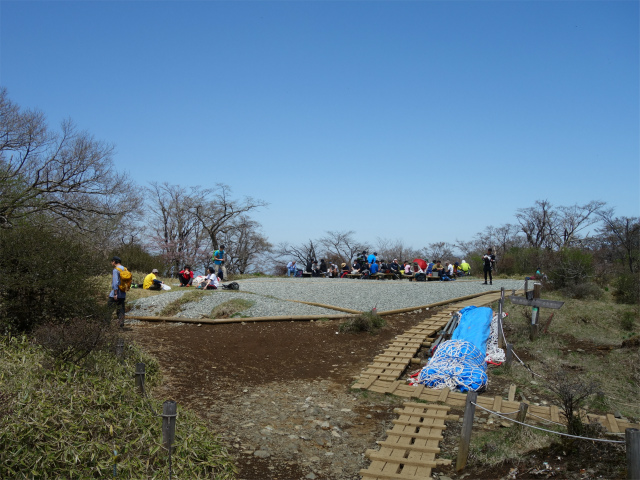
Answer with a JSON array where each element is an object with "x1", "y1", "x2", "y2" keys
[
  {"x1": 451, "y1": 306, "x2": 493, "y2": 357},
  {"x1": 415, "y1": 306, "x2": 494, "y2": 392}
]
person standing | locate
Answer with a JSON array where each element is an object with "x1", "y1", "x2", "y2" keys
[
  {"x1": 109, "y1": 256, "x2": 127, "y2": 328},
  {"x1": 483, "y1": 248, "x2": 496, "y2": 285},
  {"x1": 213, "y1": 245, "x2": 226, "y2": 280}
]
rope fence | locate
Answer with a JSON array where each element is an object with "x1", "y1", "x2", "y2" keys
[{"x1": 471, "y1": 402, "x2": 625, "y2": 444}]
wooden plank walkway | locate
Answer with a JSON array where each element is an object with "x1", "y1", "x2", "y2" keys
[
  {"x1": 360, "y1": 402, "x2": 458, "y2": 480},
  {"x1": 352, "y1": 291, "x2": 503, "y2": 390},
  {"x1": 352, "y1": 290, "x2": 638, "y2": 434}
]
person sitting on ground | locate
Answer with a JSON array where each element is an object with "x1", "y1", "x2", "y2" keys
[
  {"x1": 141, "y1": 268, "x2": 164, "y2": 290},
  {"x1": 460, "y1": 259, "x2": 471, "y2": 276},
  {"x1": 370, "y1": 259, "x2": 379, "y2": 275},
  {"x1": 200, "y1": 266, "x2": 220, "y2": 290},
  {"x1": 178, "y1": 265, "x2": 194, "y2": 287}
]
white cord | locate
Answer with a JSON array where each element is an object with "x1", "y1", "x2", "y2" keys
[{"x1": 471, "y1": 402, "x2": 625, "y2": 444}]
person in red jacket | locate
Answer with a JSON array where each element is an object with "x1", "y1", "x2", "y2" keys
[{"x1": 178, "y1": 265, "x2": 194, "y2": 287}]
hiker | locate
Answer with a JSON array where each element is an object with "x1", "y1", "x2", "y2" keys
[
  {"x1": 213, "y1": 245, "x2": 226, "y2": 280},
  {"x1": 483, "y1": 248, "x2": 496, "y2": 285},
  {"x1": 340, "y1": 262, "x2": 350, "y2": 278},
  {"x1": 178, "y1": 265, "x2": 194, "y2": 287},
  {"x1": 370, "y1": 259, "x2": 379, "y2": 275},
  {"x1": 403, "y1": 261, "x2": 412, "y2": 275},
  {"x1": 286, "y1": 260, "x2": 297, "y2": 277},
  {"x1": 311, "y1": 260, "x2": 322, "y2": 277},
  {"x1": 137, "y1": 268, "x2": 164, "y2": 290},
  {"x1": 389, "y1": 259, "x2": 401, "y2": 274},
  {"x1": 328, "y1": 263, "x2": 339, "y2": 277},
  {"x1": 200, "y1": 267, "x2": 220, "y2": 290},
  {"x1": 108, "y1": 256, "x2": 127, "y2": 328},
  {"x1": 367, "y1": 251, "x2": 378, "y2": 264},
  {"x1": 306, "y1": 258, "x2": 313, "y2": 273},
  {"x1": 319, "y1": 259, "x2": 328, "y2": 274},
  {"x1": 460, "y1": 259, "x2": 471, "y2": 275}
]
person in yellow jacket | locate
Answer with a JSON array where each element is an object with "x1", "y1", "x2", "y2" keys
[
  {"x1": 142, "y1": 269, "x2": 164, "y2": 290},
  {"x1": 460, "y1": 260, "x2": 471, "y2": 275}
]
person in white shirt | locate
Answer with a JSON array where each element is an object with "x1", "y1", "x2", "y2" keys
[{"x1": 201, "y1": 267, "x2": 220, "y2": 290}]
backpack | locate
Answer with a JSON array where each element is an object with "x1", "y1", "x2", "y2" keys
[
  {"x1": 414, "y1": 272, "x2": 427, "y2": 282},
  {"x1": 116, "y1": 265, "x2": 132, "y2": 292},
  {"x1": 222, "y1": 282, "x2": 240, "y2": 290}
]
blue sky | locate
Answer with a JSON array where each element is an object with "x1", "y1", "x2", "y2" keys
[{"x1": 1, "y1": 0, "x2": 638, "y2": 250}]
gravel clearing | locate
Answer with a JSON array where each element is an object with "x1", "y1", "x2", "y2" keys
[{"x1": 129, "y1": 278, "x2": 526, "y2": 319}]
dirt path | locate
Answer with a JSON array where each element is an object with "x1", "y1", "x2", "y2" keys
[{"x1": 128, "y1": 311, "x2": 432, "y2": 480}]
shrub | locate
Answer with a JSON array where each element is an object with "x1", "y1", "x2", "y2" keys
[
  {"x1": 339, "y1": 311, "x2": 386, "y2": 333},
  {"x1": 109, "y1": 243, "x2": 170, "y2": 276},
  {"x1": 612, "y1": 272, "x2": 640, "y2": 305},
  {"x1": 560, "y1": 282, "x2": 603, "y2": 300},
  {"x1": 548, "y1": 248, "x2": 594, "y2": 289},
  {"x1": 546, "y1": 369, "x2": 600, "y2": 436},
  {"x1": 0, "y1": 224, "x2": 106, "y2": 333},
  {"x1": 0, "y1": 336, "x2": 236, "y2": 479},
  {"x1": 33, "y1": 318, "x2": 117, "y2": 364},
  {"x1": 620, "y1": 310, "x2": 637, "y2": 332}
]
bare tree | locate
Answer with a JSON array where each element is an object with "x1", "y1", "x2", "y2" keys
[
  {"x1": 191, "y1": 184, "x2": 268, "y2": 252},
  {"x1": 320, "y1": 230, "x2": 369, "y2": 265},
  {"x1": 219, "y1": 216, "x2": 272, "y2": 274},
  {"x1": 272, "y1": 239, "x2": 320, "y2": 267},
  {"x1": 373, "y1": 237, "x2": 420, "y2": 263},
  {"x1": 556, "y1": 201, "x2": 606, "y2": 247},
  {"x1": 146, "y1": 182, "x2": 208, "y2": 274},
  {"x1": 596, "y1": 210, "x2": 640, "y2": 273},
  {"x1": 515, "y1": 200, "x2": 557, "y2": 249},
  {"x1": 0, "y1": 88, "x2": 139, "y2": 229},
  {"x1": 423, "y1": 242, "x2": 457, "y2": 262}
]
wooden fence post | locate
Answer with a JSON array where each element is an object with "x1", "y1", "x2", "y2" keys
[
  {"x1": 162, "y1": 400, "x2": 177, "y2": 480},
  {"x1": 516, "y1": 402, "x2": 529, "y2": 429},
  {"x1": 115, "y1": 338, "x2": 124, "y2": 357},
  {"x1": 627, "y1": 428, "x2": 640, "y2": 480},
  {"x1": 456, "y1": 391, "x2": 478, "y2": 472},
  {"x1": 135, "y1": 363, "x2": 146, "y2": 394},
  {"x1": 498, "y1": 288, "x2": 505, "y2": 348},
  {"x1": 529, "y1": 283, "x2": 542, "y2": 340},
  {"x1": 505, "y1": 343, "x2": 513, "y2": 367}
]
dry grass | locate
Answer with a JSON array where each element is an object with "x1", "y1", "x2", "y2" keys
[
  {"x1": 159, "y1": 290, "x2": 204, "y2": 317},
  {"x1": 208, "y1": 299, "x2": 254, "y2": 319}
]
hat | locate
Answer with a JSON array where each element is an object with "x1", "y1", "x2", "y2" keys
[
  {"x1": 111, "y1": 256, "x2": 121, "y2": 263},
  {"x1": 152, "y1": 269, "x2": 159, "y2": 273},
  {"x1": 341, "y1": 263, "x2": 346, "y2": 267}
]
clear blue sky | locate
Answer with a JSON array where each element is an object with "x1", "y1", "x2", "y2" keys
[{"x1": 1, "y1": 1, "x2": 638, "y2": 249}]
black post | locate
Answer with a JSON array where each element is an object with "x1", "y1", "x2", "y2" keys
[
  {"x1": 135, "y1": 363, "x2": 146, "y2": 394},
  {"x1": 627, "y1": 428, "x2": 640, "y2": 480},
  {"x1": 162, "y1": 400, "x2": 177, "y2": 480},
  {"x1": 456, "y1": 391, "x2": 478, "y2": 472}
]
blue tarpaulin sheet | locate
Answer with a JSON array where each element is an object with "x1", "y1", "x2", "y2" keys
[{"x1": 451, "y1": 306, "x2": 493, "y2": 357}]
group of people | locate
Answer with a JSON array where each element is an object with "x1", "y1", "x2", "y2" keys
[
  {"x1": 285, "y1": 250, "x2": 482, "y2": 282},
  {"x1": 108, "y1": 246, "x2": 230, "y2": 327}
]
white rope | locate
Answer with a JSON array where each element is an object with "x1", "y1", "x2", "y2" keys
[
  {"x1": 471, "y1": 402, "x2": 625, "y2": 444},
  {"x1": 485, "y1": 313, "x2": 505, "y2": 363},
  {"x1": 527, "y1": 411, "x2": 566, "y2": 427}
]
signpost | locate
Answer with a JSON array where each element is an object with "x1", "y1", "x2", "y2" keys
[{"x1": 509, "y1": 280, "x2": 564, "y2": 340}]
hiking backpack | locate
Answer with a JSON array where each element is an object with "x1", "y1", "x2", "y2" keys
[{"x1": 116, "y1": 265, "x2": 133, "y2": 292}]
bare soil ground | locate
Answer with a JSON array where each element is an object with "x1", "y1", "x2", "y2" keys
[{"x1": 127, "y1": 308, "x2": 628, "y2": 480}]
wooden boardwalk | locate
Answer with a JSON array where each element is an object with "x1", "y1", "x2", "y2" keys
[
  {"x1": 360, "y1": 402, "x2": 458, "y2": 480},
  {"x1": 352, "y1": 290, "x2": 638, "y2": 437}
]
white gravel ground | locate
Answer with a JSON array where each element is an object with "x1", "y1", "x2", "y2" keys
[{"x1": 129, "y1": 277, "x2": 526, "y2": 319}]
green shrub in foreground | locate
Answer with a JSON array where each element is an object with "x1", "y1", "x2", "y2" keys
[{"x1": 0, "y1": 336, "x2": 236, "y2": 479}]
